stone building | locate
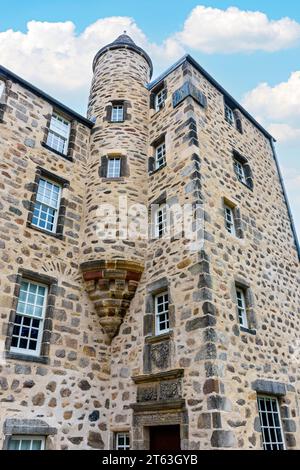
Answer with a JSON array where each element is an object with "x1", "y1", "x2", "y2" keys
[{"x1": 0, "y1": 33, "x2": 299, "y2": 450}]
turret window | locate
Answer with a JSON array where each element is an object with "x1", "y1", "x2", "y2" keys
[
  {"x1": 107, "y1": 157, "x2": 121, "y2": 178},
  {"x1": 111, "y1": 104, "x2": 124, "y2": 122},
  {"x1": 47, "y1": 113, "x2": 70, "y2": 155}
]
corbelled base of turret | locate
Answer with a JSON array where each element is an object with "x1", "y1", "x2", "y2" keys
[{"x1": 80, "y1": 259, "x2": 144, "y2": 341}]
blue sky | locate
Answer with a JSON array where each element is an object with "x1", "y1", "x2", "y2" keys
[{"x1": 0, "y1": 1, "x2": 299, "y2": 239}]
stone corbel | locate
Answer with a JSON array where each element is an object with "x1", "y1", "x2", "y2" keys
[{"x1": 80, "y1": 259, "x2": 144, "y2": 341}]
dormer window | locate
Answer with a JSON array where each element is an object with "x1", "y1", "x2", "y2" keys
[
  {"x1": 46, "y1": 113, "x2": 70, "y2": 155},
  {"x1": 111, "y1": 103, "x2": 124, "y2": 122}
]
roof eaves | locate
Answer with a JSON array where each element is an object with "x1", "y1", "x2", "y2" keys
[
  {"x1": 0, "y1": 65, "x2": 94, "y2": 128},
  {"x1": 149, "y1": 54, "x2": 274, "y2": 142}
]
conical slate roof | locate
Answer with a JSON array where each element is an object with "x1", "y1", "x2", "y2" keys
[{"x1": 92, "y1": 32, "x2": 153, "y2": 77}]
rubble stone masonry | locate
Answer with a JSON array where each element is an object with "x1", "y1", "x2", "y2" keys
[{"x1": 0, "y1": 34, "x2": 299, "y2": 450}]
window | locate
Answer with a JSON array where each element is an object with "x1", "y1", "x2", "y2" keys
[
  {"x1": 0, "y1": 80, "x2": 5, "y2": 102},
  {"x1": 257, "y1": 396, "x2": 285, "y2": 450},
  {"x1": 115, "y1": 432, "x2": 130, "y2": 450},
  {"x1": 111, "y1": 104, "x2": 124, "y2": 122},
  {"x1": 107, "y1": 158, "x2": 121, "y2": 178},
  {"x1": 8, "y1": 436, "x2": 45, "y2": 450},
  {"x1": 155, "y1": 204, "x2": 168, "y2": 238},
  {"x1": 155, "y1": 88, "x2": 167, "y2": 111},
  {"x1": 31, "y1": 178, "x2": 62, "y2": 233},
  {"x1": 155, "y1": 141, "x2": 166, "y2": 170},
  {"x1": 235, "y1": 288, "x2": 248, "y2": 328},
  {"x1": 224, "y1": 205, "x2": 236, "y2": 236},
  {"x1": 233, "y1": 159, "x2": 246, "y2": 184},
  {"x1": 225, "y1": 104, "x2": 235, "y2": 126},
  {"x1": 46, "y1": 113, "x2": 70, "y2": 155},
  {"x1": 10, "y1": 280, "x2": 48, "y2": 356},
  {"x1": 155, "y1": 292, "x2": 169, "y2": 334}
]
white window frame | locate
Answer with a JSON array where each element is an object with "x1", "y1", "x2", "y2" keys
[
  {"x1": 10, "y1": 280, "x2": 48, "y2": 357},
  {"x1": 8, "y1": 435, "x2": 45, "y2": 450},
  {"x1": 155, "y1": 88, "x2": 166, "y2": 111},
  {"x1": 111, "y1": 104, "x2": 124, "y2": 122},
  {"x1": 234, "y1": 160, "x2": 246, "y2": 184},
  {"x1": 155, "y1": 141, "x2": 166, "y2": 170},
  {"x1": 236, "y1": 287, "x2": 248, "y2": 328},
  {"x1": 257, "y1": 396, "x2": 285, "y2": 450},
  {"x1": 225, "y1": 104, "x2": 235, "y2": 125},
  {"x1": 155, "y1": 291, "x2": 170, "y2": 335},
  {"x1": 224, "y1": 205, "x2": 236, "y2": 236},
  {"x1": 0, "y1": 80, "x2": 5, "y2": 103},
  {"x1": 115, "y1": 432, "x2": 130, "y2": 450},
  {"x1": 107, "y1": 157, "x2": 121, "y2": 178},
  {"x1": 154, "y1": 204, "x2": 168, "y2": 238},
  {"x1": 31, "y1": 177, "x2": 62, "y2": 233},
  {"x1": 46, "y1": 113, "x2": 70, "y2": 155}
]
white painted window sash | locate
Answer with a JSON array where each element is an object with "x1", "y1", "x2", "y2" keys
[
  {"x1": 115, "y1": 432, "x2": 130, "y2": 450},
  {"x1": 47, "y1": 113, "x2": 70, "y2": 155},
  {"x1": 224, "y1": 205, "x2": 236, "y2": 236},
  {"x1": 111, "y1": 105, "x2": 124, "y2": 122},
  {"x1": 107, "y1": 158, "x2": 121, "y2": 178},
  {"x1": 155, "y1": 142, "x2": 166, "y2": 169},
  {"x1": 257, "y1": 396, "x2": 285, "y2": 450},
  {"x1": 32, "y1": 178, "x2": 62, "y2": 233},
  {"x1": 236, "y1": 288, "x2": 248, "y2": 328},
  {"x1": 8, "y1": 435, "x2": 45, "y2": 450},
  {"x1": 154, "y1": 204, "x2": 168, "y2": 238},
  {"x1": 10, "y1": 280, "x2": 48, "y2": 357},
  {"x1": 155, "y1": 88, "x2": 166, "y2": 111},
  {"x1": 155, "y1": 291, "x2": 169, "y2": 335}
]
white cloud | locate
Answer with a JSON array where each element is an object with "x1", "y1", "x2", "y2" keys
[
  {"x1": 0, "y1": 6, "x2": 299, "y2": 112},
  {"x1": 243, "y1": 71, "x2": 300, "y2": 120},
  {"x1": 176, "y1": 6, "x2": 300, "y2": 53},
  {"x1": 267, "y1": 124, "x2": 300, "y2": 143}
]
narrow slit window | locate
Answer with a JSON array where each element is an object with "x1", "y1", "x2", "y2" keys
[
  {"x1": 234, "y1": 159, "x2": 246, "y2": 184},
  {"x1": 155, "y1": 291, "x2": 169, "y2": 334},
  {"x1": 31, "y1": 178, "x2": 62, "y2": 233},
  {"x1": 155, "y1": 204, "x2": 168, "y2": 238},
  {"x1": 236, "y1": 287, "x2": 248, "y2": 328},
  {"x1": 224, "y1": 205, "x2": 236, "y2": 235},
  {"x1": 155, "y1": 141, "x2": 166, "y2": 170},
  {"x1": 257, "y1": 396, "x2": 285, "y2": 450},
  {"x1": 46, "y1": 113, "x2": 70, "y2": 155},
  {"x1": 10, "y1": 280, "x2": 48, "y2": 356}
]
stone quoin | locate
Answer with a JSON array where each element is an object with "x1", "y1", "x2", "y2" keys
[{"x1": 0, "y1": 33, "x2": 299, "y2": 450}]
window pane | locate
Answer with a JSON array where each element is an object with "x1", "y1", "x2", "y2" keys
[{"x1": 257, "y1": 396, "x2": 284, "y2": 451}]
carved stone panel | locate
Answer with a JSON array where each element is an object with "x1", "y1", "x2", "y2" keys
[{"x1": 150, "y1": 341, "x2": 170, "y2": 370}]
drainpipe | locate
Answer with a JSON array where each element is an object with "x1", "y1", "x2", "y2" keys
[{"x1": 270, "y1": 138, "x2": 300, "y2": 262}]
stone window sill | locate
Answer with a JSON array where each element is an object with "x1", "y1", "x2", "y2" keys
[
  {"x1": 145, "y1": 331, "x2": 173, "y2": 344},
  {"x1": 240, "y1": 326, "x2": 256, "y2": 335},
  {"x1": 101, "y1": 177, "x2": 125, "y2": 182},
  {"x1": 5, "y1": 351, "x2": 49, "y2": 364},
  {"x1": 41, "y1": 142, "x2": 73, "y2": 162},
  {"x1": 149, "y1": 163, "x2": 167, "y2": 176},
  {"x1": 26, "y1": 222, "x2": 64, "y2": 240}
]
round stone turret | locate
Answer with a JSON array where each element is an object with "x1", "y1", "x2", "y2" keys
[{"x1": 80, "y1": 34, "x2": 152, "y2": 340}]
